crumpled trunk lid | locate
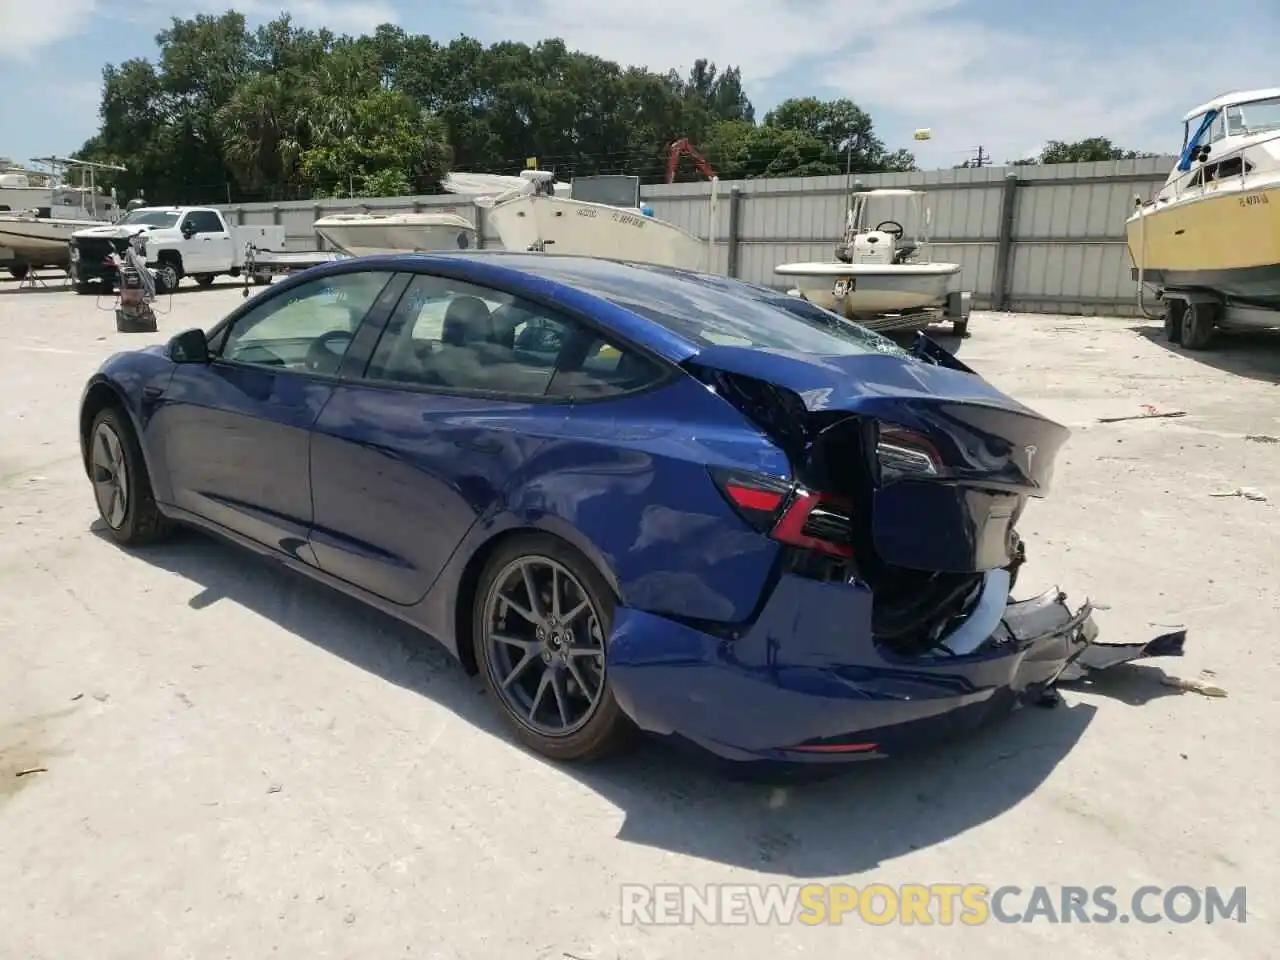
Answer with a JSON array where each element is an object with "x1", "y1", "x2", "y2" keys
[{"x1": 686, "y1": 342, "x2": 1070, "y2": 574}]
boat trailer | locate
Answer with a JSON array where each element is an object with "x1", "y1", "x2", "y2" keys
[
  {"x1": 788, "y1": 288, "x2": 972, "y2": 337},
  {"x1": 239, "y1": 244, "x2": 348, "y2": 298}
]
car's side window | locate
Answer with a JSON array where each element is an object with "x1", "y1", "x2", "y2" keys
[
  {"x1": 189, "y1": 210, "x2": 224, "y2": 234},
  {"x1": 544, "y1": 338, "x2": 667, "y2": 399},
  {"x1": 218, "y1": 271, "x2": 395, "y2": 375},
  {"x1": 362, "y1": 273, "x2": 668, "y2": 399}
]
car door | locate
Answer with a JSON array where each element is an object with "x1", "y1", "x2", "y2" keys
[
  {"x1": 307, "y1": 272, "x2": 608, "y2": 605},
  {"x1": 149, "y1": 268, "x2": 403, "y2": 557},
  {"x1": 198, "y1": 209, "x2": 236, "y2": 270},
  {"x1": 176, "y1": 211, "x2": 212, "y2": 273},
  {"x1": 186, "y1": 209, "x2": 233, "y2": 273}
]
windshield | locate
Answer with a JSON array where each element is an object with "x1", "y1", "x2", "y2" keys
[
  {"x1": 1225, "y1": 96, "x2": 1280, "y2": 137},
  {"x1": 505, "y1": 257, "x2": 909, "y2": 358},
  {"x1": 120, "y1": 210, "x2": 180, "y2": 228}
]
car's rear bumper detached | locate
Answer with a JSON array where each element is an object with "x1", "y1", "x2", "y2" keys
[{"x1": 607, "y1": 573, "x2": 1174, "y2": 764}]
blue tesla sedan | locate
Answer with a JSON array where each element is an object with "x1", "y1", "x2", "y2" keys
[{"x1": 78, "y1": 252, "x2": 1100, "y2": 765}]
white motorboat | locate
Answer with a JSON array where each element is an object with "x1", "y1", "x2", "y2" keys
[
  {"x1": 1126, "y1": 88, "x2": 1280, "y2": 311},
  {"x1": 776, "y1": 187, "x2": 961, "y2": 321},
  {"x1": 443, "y1": 170, "x2": 717, "y2": 272},
  {"x1": 312, "y1": 210, "x2": 478, "y2": 256},
  {"x1": 0, "y1": 156, "x2": 122, "y2": 278}
]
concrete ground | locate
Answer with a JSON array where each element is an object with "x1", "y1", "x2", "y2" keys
[{"x1": 1, "y1": 274, "x2": 1276, "y2": 959}]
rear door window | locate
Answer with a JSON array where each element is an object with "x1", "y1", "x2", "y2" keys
[{"x1": 362, "y1": 273, "x2": 668, "y2": 399}]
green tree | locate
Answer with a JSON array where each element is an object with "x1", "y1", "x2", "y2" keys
[
  {"x1": 764, "y1": 97, "x2": 915, "y2": 172},
  {"x1": 1012, "y1": 137, "x2": 1159, "y2": 165},
  {"x1": 75, "y1": 12, "x2": 917, "y2": 201},
  {"x1": 299, "y1": 90, "x2": 451, "y2": 197}
]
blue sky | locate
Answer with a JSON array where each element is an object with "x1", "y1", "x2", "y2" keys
[{"x1": 1, "y1": 0, "x2": 1276, "y2": 173}]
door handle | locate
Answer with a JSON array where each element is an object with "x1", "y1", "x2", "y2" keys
[{"x1": 142, "y1": 385, "x2": 163, "y2": 400}]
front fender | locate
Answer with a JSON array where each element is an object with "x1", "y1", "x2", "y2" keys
[{"x1": 79, "y1": 351, "x2": 175, "y2": 498}]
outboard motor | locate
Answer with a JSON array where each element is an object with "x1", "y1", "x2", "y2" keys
[{"x1": 111, "y1": 231, "x2": 158, "y2": 333}]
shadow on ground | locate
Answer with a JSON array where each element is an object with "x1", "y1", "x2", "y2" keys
[
  {"x1": 0, "y1": 282, "x2": 70, "y2": 296},
  {"x1": 91, "y1": 522, "x2": 1126, "y2": 876},
  {"x1": 1132, "y1": 321, "x2": 1280, "y2": 385}
]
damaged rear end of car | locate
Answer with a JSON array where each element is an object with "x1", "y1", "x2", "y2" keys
[{"x1": 606, "y1": 336, "x2": 1178, "y2": 763}]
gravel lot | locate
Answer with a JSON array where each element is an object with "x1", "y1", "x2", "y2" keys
[{"x1": 1, "y1": 274, "x2": 1277, "y2": 959}]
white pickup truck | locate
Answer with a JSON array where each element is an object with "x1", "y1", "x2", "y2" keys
[{"x1": 69, "y1": 206, "x2": 285, "y2": 294}]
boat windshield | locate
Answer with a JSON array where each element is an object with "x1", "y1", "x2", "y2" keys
[
  {"x1": 119, "y1": 210, "x2": 180, "y2": 228},
  {"x1": 1225, "y1": 96, "x2": 1280, "y2": 137}
]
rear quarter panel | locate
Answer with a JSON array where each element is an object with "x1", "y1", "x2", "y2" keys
[{"x1": 416, "y1": 376, "x2": 792, "y2": 642}]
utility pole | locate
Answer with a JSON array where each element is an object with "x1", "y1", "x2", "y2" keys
[{"x1": 961, "y1": 145, "x2": 992, "y2": 168}]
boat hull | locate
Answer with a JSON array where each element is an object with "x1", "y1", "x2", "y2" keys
[
  {"x1": 485, "y1": 196, "x2": 710, "y2": 270},
  {"x1": 1126, "y1": 182, "x2": 1280, "y2": 307},
  {"x1": 313, "y1": 214, "x2": 476, "y2": 257},
  {"x1": 0, "y1": 216, "x2": 101, "y2": 268},
  {"x1": 776, "y1": 261, "x2": 961, "y2": 317}
]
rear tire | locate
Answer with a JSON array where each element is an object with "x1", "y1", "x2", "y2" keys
[
  {"x1": 1163, "y1": 299, "x2": 1185, "y2": 342},
  {"x1": 7, "y1": 264, "x2": 28, "y2": 280},
  {"x1": 88, "y1": 407, "x2": 173, "y2": 546},
  {"x1": 473, "y1": 534, "x2": 632, "y2": 762},
  {"x1": 1180, "y1": 301, "x2": 1216, "y2": 351}
]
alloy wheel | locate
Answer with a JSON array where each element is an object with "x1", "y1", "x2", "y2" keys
[
  {"x1": 483, "y1": 556, "x2": 607, "y2": 737},
  {"x1": 90, "y1": 421, "x2": 130, "y2": 529}
]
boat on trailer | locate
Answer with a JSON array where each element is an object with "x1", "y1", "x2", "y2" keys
[
  {"x1": 775, "y1": 187, "x2": 968, "y2": 335},
  {"x1": 1127, "y1": 87, "x2": 1280, "y2": 350},
  {"x1": 442, "y1": 169, "x2": 718, "y2": 272},
  {"x1": 311, "y1": 210, "x2": 477, "y2": 257}
]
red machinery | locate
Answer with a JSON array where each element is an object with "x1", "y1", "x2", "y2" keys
[{"x1": 665, "y1": 139, "x2": 718, "y2": 183}]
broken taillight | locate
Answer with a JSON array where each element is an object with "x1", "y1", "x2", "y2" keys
[
  {"x1": 710, "y1": 468, "x2": 855, "y2": 559},
  {"x1": 875, "y1": 422, "x2": 942, "y2": 477}
]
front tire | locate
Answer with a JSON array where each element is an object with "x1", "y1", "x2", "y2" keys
[
  {"x1": 88, "y1": 407, "x2": 173, "y2": 546},
  {"x1": 473, "y1": 534, "x2": 632, "y2": 762},
  {"x1": 7, "y1": 264, "x2": 28, "y2": 280},
  {"x1": 156, "y1": 260, "x2": 180, "y2": 293}
]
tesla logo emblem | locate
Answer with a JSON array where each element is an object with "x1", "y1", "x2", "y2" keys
[{"x1": 1024, "y1": 444, "x2": 1037, "y2": 471}]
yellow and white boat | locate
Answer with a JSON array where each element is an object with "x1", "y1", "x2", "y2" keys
[{"x1": 1127, "y1": 88, "x2": 1280, "y2": 309}]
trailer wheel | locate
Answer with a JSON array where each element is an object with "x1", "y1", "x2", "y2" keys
[
  {"x1": 1180, "y1": 302, "x2": 1217, "y2": 351},
  {"x1": 1163, "y1": 300, "x2": 1185, "y2": 343}
]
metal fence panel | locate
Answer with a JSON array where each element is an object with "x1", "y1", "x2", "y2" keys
[{"x1": 215, "y1": 157, "x2": 1178, "y2": 315}]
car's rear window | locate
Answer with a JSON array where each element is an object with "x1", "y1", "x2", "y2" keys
[{"x1": 509, "y1": 258, "x2": 908, "y2": 358}]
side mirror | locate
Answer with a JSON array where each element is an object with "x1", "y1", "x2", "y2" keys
[
  {"x1": 168, "y1": 328, "x2": 210, "y2": 364},
  {"x1": 181, "y1": 225, "x2": 196, "y2": 239}
]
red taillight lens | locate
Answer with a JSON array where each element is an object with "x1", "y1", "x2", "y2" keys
[
  {"x1": 710, "y1": 469, "x2": 855, "y2": 559},
  {"x1": 712, "y1": 469, "x2": 792, "y2": 532}
]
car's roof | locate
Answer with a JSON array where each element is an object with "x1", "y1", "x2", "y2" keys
[
  {"x1": 315, "y1": 251, "x2": 704, "y2": 286},
  {"x1": 297, "y1": 251, "x2": 905, "y2": 363}
]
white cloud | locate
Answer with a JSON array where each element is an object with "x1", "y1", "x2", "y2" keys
[
  {"x1": 824, "y1": 16, "x2": 1276, "y2": 164},
  {"x1": 116, "y1": 0, "x2": 399, "y2": 34},
  {"x1": 0, "y1": 0, "x2": 96, "y2": 59},
  {"x1": 473, "y1": 0, "x2": 953, "y2": 80},
  {"x1": 240, "y1": 0, "x2": 398, "y2": 34},
  {"x1": 472, "y1": 0, "x2": 1275, "y2": 166}
]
